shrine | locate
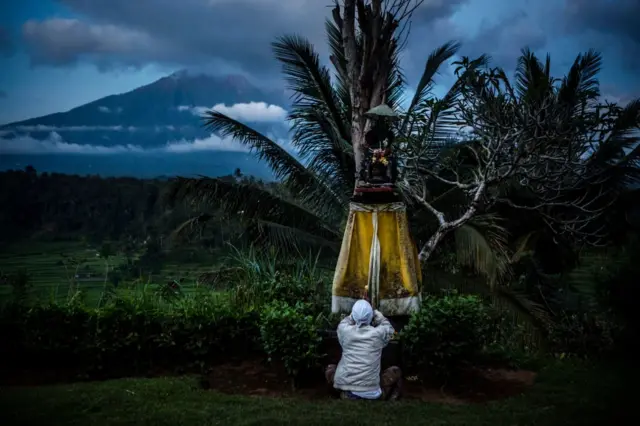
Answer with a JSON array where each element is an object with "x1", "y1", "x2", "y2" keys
[{"x1": 331, "y1": 104, "x2": 422, "y2": 316}]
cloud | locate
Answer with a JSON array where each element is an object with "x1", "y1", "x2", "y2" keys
[
  {"x1": 562, "y1": 0, "x2": 640, "y2": 72},
  {"x1": 22, "y1": 18, "x2": 169, "y2": 69},
  {"x1": 7, "y1": 125, "x2": 180, "y2": 132},
  {"x1": 413, "y1": 0, "x2": 471, "y2": 22},
  {"x1": 563, "y1": 0, "x2": 639, "y2": 45},
  {"x1": 0, "y1": 131, "x2": 254, "y2": 155},
  {"x1": 0, "y1": 132, "x2": 145, "y2": 154},
  {"x1": 11, "y1": 125, "x2": 130, "y2": 132},
  {"x1": 0, "y1": 26, "x2": 15, "y2": 57},
  {"x1": 601, "y1": 84, "x2": 639, "y2": 107},
  {"x1": 461, "y1": 10, "x2": 547, "y2": 69},
  {"x1": 165, "y1": 134, "x2": 248, "y2": 153},
  {"x1": 21, "y1": 1, "x2": 328, "y2": 75},
  {"x1": 17, "y1": 0, "x2": 640, "y2": 116},
  {"x1": 97, "y1": 106, "x2": 110, "y2": 113},
  {"x1": 179, "y1": 102, "x2": 287, "y2": 122},
  {"x1": 21, "y1": 0, "x2": 470, "y2": 81}
]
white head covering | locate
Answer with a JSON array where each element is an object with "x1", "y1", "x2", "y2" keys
[{"x1": 351, "y1": 299, "x2": 373, "y2": 327}]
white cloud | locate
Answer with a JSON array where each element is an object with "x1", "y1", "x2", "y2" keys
[
  {"x1": 13, "y1": 125, "x2": 127, "y2": 132},
  {"x1": 98, "y1": 106, "x2": 110, "y2": 113},
  {"x1": 10, "y1": 125, "x2": 182, "y2": 132},
  {"x1": 165, "y1": 134, "x2": 248, "y2": 153},
  {"x1": 178, "y1": 101, "x2": 287, "y2": 122},
  {"x1": 0, "y1": 131, "x2": 250, "y2": 155},
  {"x1": 0, "y1": 132, "x2": 145, "y2": 154},
  {"x1": 601, "y1": 92, "x2": 635, "y2": 106}
]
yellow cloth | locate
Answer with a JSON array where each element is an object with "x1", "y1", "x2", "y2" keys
[{"x1": 331, "y1": 202, "x2": 422, "y2": 316}]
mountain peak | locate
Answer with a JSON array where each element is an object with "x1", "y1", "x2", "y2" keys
[
  {"x1": 152, "y1": 70, "x2": 254, "y2": 95},
  {"x1": 2, "y1": 69, "x2": 285, "y2": 131},
  {"x1": 169, "y1": 69, "x2": 190, "y2": 80}
]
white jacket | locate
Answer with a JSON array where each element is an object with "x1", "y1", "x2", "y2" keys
[{"x1": 333, "y1": 310, "x2": 395, "y2": 392}]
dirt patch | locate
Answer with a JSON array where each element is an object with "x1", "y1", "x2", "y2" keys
[
  {"x1": 201, "y1": 358, "x2": 537, "y2": 404},
  {"x1": 404, "y1": 368, "x2": 537, "y2": 404}
]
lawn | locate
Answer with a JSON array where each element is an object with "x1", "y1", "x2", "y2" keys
[{"x1": 0, "y1": 361, "x2": 632, "y2": 426}]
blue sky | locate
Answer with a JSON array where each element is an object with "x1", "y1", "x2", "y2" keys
[{"x1": 1, "y1": 0, "x2": 639, "y2": 124}]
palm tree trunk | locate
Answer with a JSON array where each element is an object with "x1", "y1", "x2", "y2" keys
[
  {"x1": 338, "y1": 0, "x2": 400, "y2": 193},
  {"x1": 340, "y1": 0, "x2": 364, "y2": 192}
]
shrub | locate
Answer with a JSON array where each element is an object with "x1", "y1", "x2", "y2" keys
[
  {"x1": 263, "y1": 272, "x2": 329, "y2": 314},
  {"x1": 546, "y1": 311, "x2": 621, "y2": 358},
  {"x1": 0, "y1": 293, "x2": 261, "y2": 379},
  {"x1": 480, "y1": 308, "x2": 541, "y2": 369},
  {"x1": 1, "y1": 269, "x2": 32, "y2": 305},
  {"x1": 400, "y1": 293, "x2": 492, "y2": 377},
  {"x1": 259, "y1": 301, "x2": 323, "y2": 382}
]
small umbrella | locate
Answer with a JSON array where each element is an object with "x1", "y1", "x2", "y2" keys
[{"x1": 365, "y1": 104, "x2": 398, "y2": 119}]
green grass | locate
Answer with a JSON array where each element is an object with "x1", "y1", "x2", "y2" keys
[
  {"x1": 0, "y1": 361, "x2": 632, "y2": 426},
  {"x1": 0, "y1": 241, "x2": 224, "y2": 305},
  {"x1": 0, "y1": 241, "x2": 111, "y2": 301}
]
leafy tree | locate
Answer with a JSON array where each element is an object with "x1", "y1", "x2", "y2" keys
[{"x1": 402, "y1": 49, "x2": 640, "y2": 264}]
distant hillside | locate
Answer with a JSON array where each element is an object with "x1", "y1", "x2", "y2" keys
[
  {"x1": 0, "y1": 152, "x2": 275, "y2": 180},
  {"x1": 0, "y1": 71, "x2": 287, "y2": 179}
]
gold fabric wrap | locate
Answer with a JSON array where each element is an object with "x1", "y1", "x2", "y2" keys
[{"x1": 331, "y1": 202, "x2": 422, "y2": 316}]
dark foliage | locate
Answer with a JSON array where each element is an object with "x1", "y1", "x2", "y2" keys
[{"x1": 0, "y1": 299, "x2": 261, "y2": 381}]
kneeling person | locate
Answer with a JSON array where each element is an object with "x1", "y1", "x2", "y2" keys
[{"x1": 326, "y1": 300, "x2": 402, "y2": 400}]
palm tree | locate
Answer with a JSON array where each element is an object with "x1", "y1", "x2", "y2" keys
[
  {"x1": 168, "y1": 17, "x2": 530, "y2": 288},
  {"x1": 169, "y1": 17, "x2": 469, "y2": 255},
  {"x1": 169, "y1": 11, "x2": 639, "y2": 337}
]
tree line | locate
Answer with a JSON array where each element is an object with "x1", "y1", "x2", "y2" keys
[{"x1": 0, "y1": 167, "x2": 260, "y2": 249}]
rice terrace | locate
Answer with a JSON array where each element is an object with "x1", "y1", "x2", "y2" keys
[{"x1": 1, "y1": 0, "x2": 639, "y2": 425}]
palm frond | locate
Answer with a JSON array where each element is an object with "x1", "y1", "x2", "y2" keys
[
  {"x1": 588, "y1": 99, "x2": 640, "y2": 189},
  {"x1": 202, "y1": 111, "x2": 301, "y2": 183},
  {"x1": 453, "y1": 213, "x2": 512, "y2": 286},
  {"x1": 401, "y1": 41, "x2": 461, "y2": 132},
  {"x1": 558, "y1": 49, "x2": 602, "y2": 108},
  {"x1": 514, "y1": 48, "x2": 555, "y2": 104},
  {"x1": 385, "y1": 37, "x2": 406, "y2": 110},
  {"x1": 168, "y1": 213, "x2": 215, "y2": 244},
  {"x1": 272, "y1": 34, "x2": 349, "y2": 144},
  {"x1": 250, "y1": 220, "x2": 340, "y2": 253},
  {"x1": 167, "y1": 177, "x2": 341, "y2": 244},
  {"x1": 202, "y1": 111, "x2": 345, "y2": 218},
  {"x1": 272, "y1": 34, "x2": 354, "y2": 202},
  {"x1": 287, "y1": 106, "x2": 355, "y2": 202},
  {"x1": 325, "y1": 19, "x2": 351, "y2": 115},
  {"x1": 510, "y1": 231, "x2": 537, "y2": 263},
  {"x1": 493, "y1": 287, "x2": 554, "y2": 335}
]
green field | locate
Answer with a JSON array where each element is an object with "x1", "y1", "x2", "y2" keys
[
  {"x1": 0, "y1": 241, "x2": 224, "y2": 304},
  {"x1": 0, "y1": 361, "x2": 632, "y2": 426}
]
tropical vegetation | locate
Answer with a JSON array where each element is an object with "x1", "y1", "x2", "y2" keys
[
  {"x1": 168, "y1": 0, "x2": 640, "y2": 341},
  {"x1": 1, "y1": 1, "x2": 638, "y2": 424}
]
